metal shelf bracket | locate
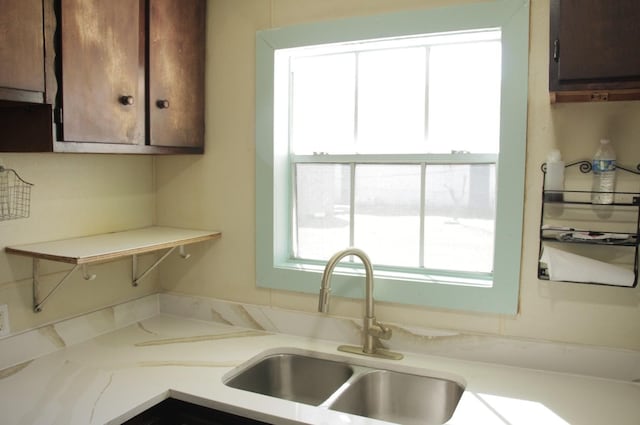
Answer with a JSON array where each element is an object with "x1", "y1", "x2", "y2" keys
[
  {"x1": 179, "y1": 245, "x2": 191, "y2": 259},
  {"x1": 32, "y1": 259, "x2": 80, "y2": 313},
  {"x1": 131, "y1": 245, "x2": 190, "y2": 287},
  {"x1": 32, "y1": 263, "x2": 97, "y2": 312},
  {"x1": 82, "y1": 264, "x2": 96, "y2": 281}
]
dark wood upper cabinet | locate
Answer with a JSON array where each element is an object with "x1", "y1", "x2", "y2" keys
[
  {"x1": 0, "y1": 0, "x2": 206, "y2": 154},
  {"x1": 61, "y1": 0, "x2": 145, "y2": 145},
  {"x1": 550, "y1": 0, "x2": 640, "y2": 102},
  {"x1": 0, "y1": 0, "x2": 46, "y2": 103},
  {"x1": 148, "y1": 0, "x2": 205, "y2": 148}
]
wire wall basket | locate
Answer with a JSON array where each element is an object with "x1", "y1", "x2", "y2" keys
[{"x1": 0, "y1": 166, "x2": 34, "y2": 221}]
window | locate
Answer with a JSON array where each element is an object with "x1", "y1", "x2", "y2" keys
[
  {"x1": 256, "y1": 0, "x2": 529, "y2": 314},
  {"x1": 289, "y1": 31, "x2": 500, "y2": 277}
]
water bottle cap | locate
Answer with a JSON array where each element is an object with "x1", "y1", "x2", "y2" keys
[{"x1": 547, "y1": 149, "x2": 561, "y2": 162}]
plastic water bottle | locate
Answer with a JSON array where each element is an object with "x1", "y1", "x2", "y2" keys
[
  {"x1": 591, "y1": 139, "x2": 616, "y2": 204},
  {"x1": 544, "y1": 149, "x2": 565, "y2": 202}
]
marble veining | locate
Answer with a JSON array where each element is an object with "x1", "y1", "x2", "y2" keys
[
  {"x1": 136, "y1": 322, "x2": 158, "y2": 335},
  {"x1": 0, "y1": 360, "x2": 32, "y2": 380},
  {"x1": 234, "y1": 305, "x2": 267, "y2": 330},
  {"x1": 89, "y1": 373, "x2": 114, "y2": 424},
  {"x1": 134, "y1": 330, "x2": 270, "y2": 347},
  {"x1": 38, "y1": 325, "x2": 66, "y2": 348},
  {"x1": 137, "y1": 360, "x2": 240, "y2": 368},
  {"x1": 387, "y1": 324, "x2": 460, "y2": 341},
  {"x1": 209, "y1": 308, "x2": 233, "y2": 326}
]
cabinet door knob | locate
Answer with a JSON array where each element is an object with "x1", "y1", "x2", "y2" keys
[
  {"x1": 156, "y1": 99, "x2": 170, "y2": 109},
  {"x1": 119, "y1": 95, "x2": 135, "y2": 106}
]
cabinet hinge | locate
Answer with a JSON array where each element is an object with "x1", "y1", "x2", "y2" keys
[
  {"x1": 590, "y1": 93, "x2": 609, "y2": 102},
  {"x1": 553, "y1": 39, "x2": 560, "y2": 62}
]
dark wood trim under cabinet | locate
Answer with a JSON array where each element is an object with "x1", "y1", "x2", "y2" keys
[
  {"x1": 52, "y1": 141, "x2": 204, "y2": 154},
  {"x1": 550, "y1": 89, "x2": 640, "y2": 104},
  {"x1": 0, "y1": 101, "x2": 53, "y2": 152}
]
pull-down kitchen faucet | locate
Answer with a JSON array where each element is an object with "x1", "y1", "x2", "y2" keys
[{"x1": 318, "y1": 248, "x2": 403, "y2": 360}]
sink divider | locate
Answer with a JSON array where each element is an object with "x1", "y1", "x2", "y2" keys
[{"x1": 317, "y1": 366, "x2": 374, "y2": 408}]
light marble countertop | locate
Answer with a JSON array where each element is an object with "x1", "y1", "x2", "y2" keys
[{"x1": 1, "y1": 312, "x2": 639, "y2": 425}]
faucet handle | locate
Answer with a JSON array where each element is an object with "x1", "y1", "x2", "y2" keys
[{"x1": 369, "y1": 320, "x2": 392, "y2": 340}]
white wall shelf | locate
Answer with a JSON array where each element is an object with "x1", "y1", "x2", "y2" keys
[{"x1": 5, "y1": 226, "x2": 222, "y2": 312}]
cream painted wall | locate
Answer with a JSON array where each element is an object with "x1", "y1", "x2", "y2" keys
[
  {"x1": 156, "y1": 0, "x2": 640, "y2": 350},
  {"x1": 0, "y1": 154, "x2": 157, "y2": 334}
]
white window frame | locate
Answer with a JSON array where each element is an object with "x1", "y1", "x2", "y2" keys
[{"x1": 256, "y1": 0, "x2": 529, "y2": 314}]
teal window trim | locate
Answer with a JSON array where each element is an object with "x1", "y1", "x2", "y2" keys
[{"x1": 256, "y1": 0, "x2": 529, "y2": 315}]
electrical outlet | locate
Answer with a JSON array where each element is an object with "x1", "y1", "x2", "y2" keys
[{"x1": 0, "y1": 304, "x2": 10, "y2": 337}]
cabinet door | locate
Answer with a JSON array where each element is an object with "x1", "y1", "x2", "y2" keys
[
  {"x1": 0, "y1": 0, "x2": 45, "y2": 101},
  {"x1": 148, "y1": 0, "x2": 205, "y2": 148},
  {"x1": 550, "y1": 0, "x2": 640, "y2": 92},
  {"x1": 60, "y1": 0, "x2": 145, "y2": 144}
]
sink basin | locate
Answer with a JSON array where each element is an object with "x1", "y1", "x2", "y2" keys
[
  {"x1": 327, "y1": 369, "x2": 464, "y2": 425},
  {"x1": 224, "y1": 353, "x2": 353, "y2": 405},
  {"x1": 224, "y1": 349, "x2": 465, "y2": 424}
]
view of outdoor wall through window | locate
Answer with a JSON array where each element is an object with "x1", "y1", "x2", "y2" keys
[{"x1": 286, "y1": 30, "x2": 501, "y2": 276}]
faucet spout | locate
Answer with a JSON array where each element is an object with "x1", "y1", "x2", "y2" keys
[
  {"x1": 318, "y1": 248, "x2": 403, "y2": 360},
  {"x1": 318, "y1": 248, "x2": 373, "y2": 314}
]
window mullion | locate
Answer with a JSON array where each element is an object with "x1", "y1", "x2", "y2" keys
[
  {"x1": 424, "y1": 46, "x2": 430, "y2": 145},
  {"x1": 420, "y1": 46, "x2": 429, "y2": 268},
  {"x1": 350, "y1": 52, "x2": 359, "y2": 253},
  {"x1": 292, "y1": 153, "x2": 498, "y2": 164},
  {"x1": 291, "y1": 161, "x2": 299, "y2": 258},
  {"x1": 288, "y1": 59, "x2": 298, "y2": 259},
  {"x1": 419, "y1": 163, "x2": 426, "y2": 268},
  {"x1": 288, "y1": 57, "x2": 295, "y2": 155},
  {"x1": 353, "y1": 52, "x2": 360, "y2": 150},
  {"x1": 349, "y1": 162, "x2": 356, "y2": 248}
]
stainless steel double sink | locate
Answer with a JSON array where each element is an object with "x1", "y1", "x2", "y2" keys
[{"x1": 223, "y1": 349, "x2": 465, "y2": 425}]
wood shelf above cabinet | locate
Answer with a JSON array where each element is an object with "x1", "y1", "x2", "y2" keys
[{"x1": 5, "y1": 226, "x2": 221, "y2": 312}]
